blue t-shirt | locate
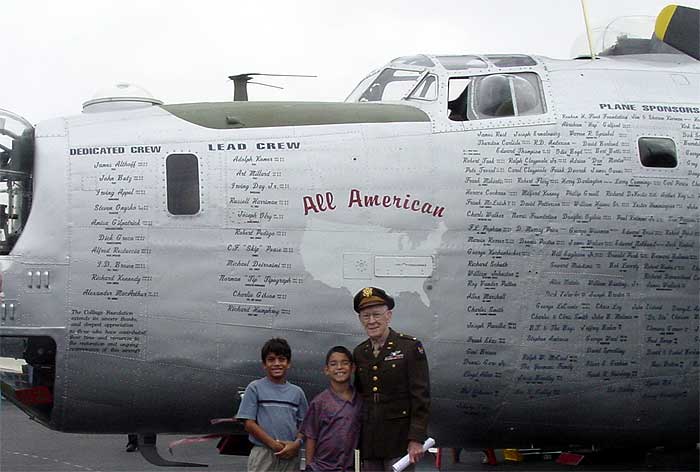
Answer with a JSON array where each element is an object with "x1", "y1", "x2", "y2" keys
[{"x1": 236, "y1": 377, "x2": 309, "y2": 447}]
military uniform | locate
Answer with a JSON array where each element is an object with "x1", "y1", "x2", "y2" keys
[{"x1": 353, "y1": 327, "x2": 430, "y2": 460}]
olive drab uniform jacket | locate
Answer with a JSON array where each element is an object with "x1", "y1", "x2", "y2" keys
[{"x1": 353, "y1": 328, "x2": 430, "y2": 459}]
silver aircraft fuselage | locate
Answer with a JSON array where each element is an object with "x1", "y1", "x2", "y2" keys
[{"x1": 0, "y1": 52, "x2": 698, "y2": 448}]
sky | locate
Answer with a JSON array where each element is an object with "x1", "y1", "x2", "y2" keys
[{"x1": 0, "y1": 0, "x2": 698, "y2": 123}]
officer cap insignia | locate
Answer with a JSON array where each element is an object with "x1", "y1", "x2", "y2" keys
[{"x1": 353, "y1": 286, "x2": 395, "y2": 313}]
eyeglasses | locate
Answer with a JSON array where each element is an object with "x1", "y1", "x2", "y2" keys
[
  {"x1": 328, "y1": 360, "x2": 352, "y2": 368},
  {"x1": 359, "y1": 311, "x2": 388, "y2": 323}
]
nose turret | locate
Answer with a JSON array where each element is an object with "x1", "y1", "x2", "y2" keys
[{"x1": 0, "y1": 109, "x2": 34, "y2": 255}]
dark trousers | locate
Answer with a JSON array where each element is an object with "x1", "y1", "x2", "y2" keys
[{"x1": 362, "y1": 457, "x2": 414, "y2": 472}]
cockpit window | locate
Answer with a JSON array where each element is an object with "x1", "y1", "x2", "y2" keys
[
  {"x1": 448, "y1": 72, "x2": 545, "y2": 121},
  {"x1": 436, "y1": 55, "x2": 488, "y2": 70},
  {"x1": 358, "y1": 69, "x2": 422, "y2": 102},
  {"x1": 391, "y1": 55, "x2": 436, "y2": 67},
  {"x1": 407, "y1": 74, "x2": 438, "y2": 101},
  {"x1": 469, "y1": 74, "x2": 544, "y2": 119},
  {"x1": 485, "y1": 55, "x2": 537, "y2": 67}
]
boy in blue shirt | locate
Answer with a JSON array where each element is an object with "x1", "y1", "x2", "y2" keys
[
  {"x1": 300, "y1": 346, "x2": 362, "y2": 471},
  {"x1": 237, "y1": 338, "x2": 308, "y2": 472}
]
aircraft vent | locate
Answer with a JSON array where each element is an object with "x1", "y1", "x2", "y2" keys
[{"x1": 82, "y1": 82, "x2": 163, "y2": 113}]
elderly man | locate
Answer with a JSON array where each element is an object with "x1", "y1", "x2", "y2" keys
[{"x1": 352, "y1": 287, "x2": 430, "y2": 472}]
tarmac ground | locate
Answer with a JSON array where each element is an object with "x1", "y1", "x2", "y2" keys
[{"x1": 1, "y1": 400, "x2": 698, "y2": 472}]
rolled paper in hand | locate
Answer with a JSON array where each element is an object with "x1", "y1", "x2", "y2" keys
[{"x1": 392, "y1": 437, "x2": 435, "y2": 472}]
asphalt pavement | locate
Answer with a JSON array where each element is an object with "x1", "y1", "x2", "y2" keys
[{"x1": 1, "y1": 400, "x2": 697, "y2": 472}]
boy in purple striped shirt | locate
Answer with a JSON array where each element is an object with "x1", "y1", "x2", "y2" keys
[{"x1": 300, "y1": 346, "x2": 362, "y2": 471}]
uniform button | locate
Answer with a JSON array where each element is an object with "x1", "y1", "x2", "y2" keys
[
  {"x1": 392, "y1": 364, "x2": 396, "y2": 368},
  {"x1": 372, "y1": 365, "x2": 378, "y2": 371},
  {"x1": 402, "y1": 410, "x2": 407, "y2": 415},
  {"x1": 372, "y1": 376, "x2": 378, "y2": 381},
  {"x1": 372, "y1": 386, "x2": 378, "y2": 392}
]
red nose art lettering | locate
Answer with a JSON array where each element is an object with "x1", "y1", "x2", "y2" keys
[
  {"x1": 303, "y1": 192, "x2": 336, "y2": 215},
  {"x1": 302, "y1": 190, "x2": 445, "y2": 218},
  {"x1": 347, "y1": 188, "x2": 445, "y2": 217}
]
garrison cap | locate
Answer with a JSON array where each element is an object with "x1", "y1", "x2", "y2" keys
[{"x1": 353, "y1": 287, "x2": 395, "y2": 313}]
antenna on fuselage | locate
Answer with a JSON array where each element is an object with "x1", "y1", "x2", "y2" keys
[
  {"x1": 581, "y1": 0, "x2": 597, "y2": 59},
  {"x1": 228, "y1": 73, "x2": 317, "y2": 101}
]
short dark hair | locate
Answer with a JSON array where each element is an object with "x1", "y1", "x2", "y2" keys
[
  {"x1": 325, "y1": 345, "x2": 353, "y2": 365},
  {"x1": 261, "y1": 338, "x2": 292, "y2": 362}
]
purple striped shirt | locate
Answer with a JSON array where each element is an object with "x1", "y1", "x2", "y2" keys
[{"x1": 300, "y1": 387, "x2": 362, "y2": 471}]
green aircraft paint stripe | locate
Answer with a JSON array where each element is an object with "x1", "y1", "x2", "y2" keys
[{"x1": 161, "y1": 102, "x2": 431, "y2": 130}]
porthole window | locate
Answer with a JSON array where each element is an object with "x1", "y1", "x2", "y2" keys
[
  {"x1": 166, "y1": 154, "x2": 200, "y2": 215},
  {"x1": 638, "y1": 137, "x2": 677, "y2": 168}
]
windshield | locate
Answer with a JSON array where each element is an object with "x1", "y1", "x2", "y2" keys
[{"x1": 348, "y1": 68, "x2": 423, "y2": 103}]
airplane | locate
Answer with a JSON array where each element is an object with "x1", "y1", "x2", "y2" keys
[{"x1": 0, "y1": 3, "x2": 698, "y2": 467}]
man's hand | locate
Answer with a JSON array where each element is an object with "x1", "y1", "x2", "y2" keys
[
  {"x1": 271, "y1": 440, "x2": 284, "y2": 453},
  {"x1": 274, "y1": 439, "x2": 301, "y2": 460},
  {"x1": 408, "y1": 440, "x2": 424, "y2": 464}
]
